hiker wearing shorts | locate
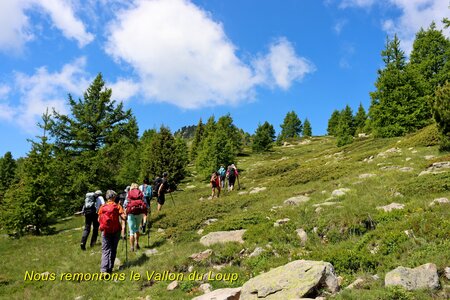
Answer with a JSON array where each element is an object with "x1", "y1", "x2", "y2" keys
[
  {"x1": 125, "y1": 183, "x2": 147, "y2": 251},
  {"x1": 210, "y1": 171, "x2": 220, "y2": 198},
  {"x1": 98, "y1": 190, "x2": 126, "y2": 274},
  {"x1": 218, "y1": 165, "x2": 226, "y2": 188},
  {"x1": 139, "y1": 178, "x2": 152, "y2": 233},
  {"x1": 157, "y1": 172, "x2": 170, "y2": 212},
  {"x1": 226, "y1": 165, "x2": 238, "y2": 191}
]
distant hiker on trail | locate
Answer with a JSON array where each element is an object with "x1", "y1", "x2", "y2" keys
[
  {"x1": 226, "y1": 164, "x2": 239, "y2": 191},
  {"x1": 156, "y1": 172, "x2": 171, "y2": 212},
  {"x1": 125, "y1": 183, "x2": 147, "y2": 251},
  {"x1": 80, "y1": 190, "x2": 105, "y2": 250},
  {"x1": 210, "y1": 171, "x2": 221, "y2": 198},
  {"x1": 98, "y1": 190, "x2": 126, "y2": 274},
  {"x1": 218, "y1": 165, "x2": 226, "y2": 188},
  {"x1": 139, "y1": 178, "x2": 152, "y2": 233}
]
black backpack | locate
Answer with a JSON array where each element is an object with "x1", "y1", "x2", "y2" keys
[{"x1": 152, "y1": 177, "x2": 163, "y2": 198}]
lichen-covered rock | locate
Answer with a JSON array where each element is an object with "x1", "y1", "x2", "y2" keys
[
  {"x1": 240, "y1": 260, "x2": 339, "y2": 299},
  {"x1": 376, "y1": 203, "x2": 405, "y2": 212},
  {"x1": 192, "y1": 287, "x2": 241, "y2": 300},
  {"x1": 284, "y1": 195, "x2": 310, "y2": 206},
  {"x1": 200, "y1": 230, "x2": 246, "y2": 246},
  {"x1": 385, "y1": 263, "x2": 440, "y2": 291}
]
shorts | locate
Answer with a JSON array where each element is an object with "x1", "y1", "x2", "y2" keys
[
  {"x1": 157, "y1": 194, "x2": 165, "y2": 205},
  {"x1": 211, "y1": 181, "x2": 218, "y2": 188},
  {"x1": 127, "y1": 214, "x2": 143, "y2": 235},
  {"x1": 229, "y1": 176, "x2": 236, "y2": 186}
]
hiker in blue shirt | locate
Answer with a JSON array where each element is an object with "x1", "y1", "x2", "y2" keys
[{"x1": 218, "y1": 165, "x2": 226, "y2": 189}]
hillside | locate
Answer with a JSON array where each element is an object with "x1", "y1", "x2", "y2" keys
[{"x1": 1, "y1": 129, "x2": 449, "y2": 299}]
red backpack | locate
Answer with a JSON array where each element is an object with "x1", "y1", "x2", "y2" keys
[
  {"x1": 126, "y1": 189, "x2": 147, "y2": 215},
  {"x1": 99, "y1": 203, "x2": 121, "y2": 234}
]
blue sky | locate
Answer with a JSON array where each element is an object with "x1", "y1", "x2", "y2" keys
[{"x1": 0, "y1": 0, "x2": 449, "y2": 158}]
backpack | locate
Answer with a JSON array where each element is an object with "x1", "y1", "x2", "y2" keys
[
  {"x1": 218, "y1": 167, "x2": 226, "y2": 177},
  {"x1": 153, "y1": 177, "x2": 163, "y2": 198},
  {"x1": 83, "y1": 192, "x2": 96, "y2": 214},
  {"x1": 228, "y1": 167, "x2": 236, "y2": 180},
  {"x1": 99, "y1": 203, "x2": 121, "y2": 234},
  {"x1": 140, "y1": 184, "x2": 152, "y2": 199},
  {"x1": 126, "y1": 200, "x2": 147, "y2": 215}
]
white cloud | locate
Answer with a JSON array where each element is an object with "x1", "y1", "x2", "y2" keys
[
  {"x1": 334, "y1": 19, "x2": 348, "y2": 34},
  {"x1": 253, "y1": 38, "x2": 316, "y2": 90},
  {"x1": 0, "y1": 0, "x2": 93, "y2": 52},
  {"x1": 109, "y1": 78, "x2": 140, "y2": 102},
  {"x1": 339, "y1": 0, "x2": 450, "y2": 54},
  {"x1": 106, "y1": 0, "x2": 314, "y2": 109},
  {"x1": 0, "y1": 85, "x2": 11, "y2": 100},
  {"x1": 5, "y1": 57, "x2": 90, "y2": 132}
]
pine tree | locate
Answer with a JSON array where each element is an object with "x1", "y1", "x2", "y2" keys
[
  {"x1": 302, "y1": 118, "x2": 312, "y2": 137},
  {"x1": 336, "y1": 105, "x2": 355, "y2": 146},
  {"x1": 252, "y1": 121, "x2": 276, "y2": 152},
  {"x1": 216, "y1": 114, "x2": 242, "y2": 155},
  {"x1": 433, "y1": 81, "x2": 450, "y2": 151},
  {"x1": 327, "y1": 110, "x2": 340, "y2": 136},
  {"x1": 190, "y1": 119, "x2": 204, "y2": 161},
  {"x1": 0, "y1": 152, "x2": 16, "y2": 202},
  {"x1": 280, "y1": 111, "x2": 302, "y2": 140},
  {"x1": 196, "y1": 131, "x2": 234, "y2": 179},
  {"x1": 354, "y1": 103, "x2": 367, "y2": 134},
  {"x1": 2, "y1": 111, "x2": 56, "y2": 235},
  {"x1": 369, "y1": 35, "x2": 430, "y2": 137}
]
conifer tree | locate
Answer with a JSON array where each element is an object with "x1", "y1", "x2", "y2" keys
[
  {"x1": 190, "y1": 119, "x2": 204, "y2": 161},
  {"x1": 336, "y1": 105, "x2": 355, "y2": 146},
  {"x1": 0, "y1": 152, "x2": 16, "y2": 202},
  {"x1": 280, "y1": 111, "x2": 302, "y2": 140},
  {"x1": 2, "y1": 111, "x2": 56, "y2": 235},
  {"x1": 433, "y1": 81, "x2": 450, "y2": 151},
  {"x1": 369, "y1": 35, "x2": 430, "y2": 137},
  {"x1": 216, "y1": 114, "x2": 242, "y2": 155},
  {"x1": 354, "y1": 103, "x2": 367, "y2": 134},
  {"x1": 303, "y1": 118, "x2": 312, "y2": 137},
  {"x1": 252, "y1": 121, "x2": 276, "y2": 152},
  {"x1": 327, "y1": 110, "x2": 340, "y2": 136}
]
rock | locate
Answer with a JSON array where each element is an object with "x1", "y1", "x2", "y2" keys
[
  {"x1": 144, "y1": 249, "x2": 158, "y2": 256},
  {"x1": 204, "y1": 218, "x2": 218, "y2": 225},
  {"x1": 200, "y1": 230, "x2": 246, "y2": 246},
  {"x1": 249, "y1": 247, "x2": 264, "y2": 258},
  {"x1": 199, "y1": 197, "x2": 204, "y2": 201},
  {"x1": 186, "y1": 185, "x2": 196, "y2": 189},
  {"x1": 445, "y1": 267, "x2": 450, "y2": 280},
  {"x1": 274, "y1": 218, "x2": 290, "y2": 227},
  {"x1": 208, "y1": 196, "x2": 213, "y2": 200},
  {"x1": 249, "y1": 187, "x2": 267, "y2": 194},
  {"x1": 424, "y1": 155, "x2": 436, "y2": 160},
  {"x1": 299, "y1": 139, "x2": 312, "y2": 145},
  {"x1": 376, "y1": 203, "x2": 405, "y2": 212},
  {"x1": 331, "y1": 188, "x2": 350, "y2": 197},
  {"x1": 404, "y1": 230, "x2": 415, "y2": 238},
  {"x1": 377, "y1": 147, "x2": 402, "y2": 158},
  {"x1": 199, "y1": 283, "x2": 212, "y2": 293},
  {"x1": 192, "y1": 287, "x2": 241, "y2": 300},
  {"x1": 405, "y1": 157, "x2": 412, "y2": 161},
  {"x1": 363, "y1": 155, "x2": 374, "y2": 163},
  {"x1": 145, "y1": 296, "x2": 151, "y2": 300},
  {"x1": 385, "y1": 263, "x2": 440, "y2": 291},
  {"x1": 284, "y1": 195, "x2": 310, "y2": 206},
  {"x1": 419, "y1": 161, "x2": 450, "y2": 176},
  {"x1": 197, "y1": 229, "x2": 204, "y2": 235},
  {"x1": 238, "y1": 191, "x2": 248, "y2": 195},
  {"x1": 296, "y1": 228, "x2": 308, "y2": 246},
  {"x1": 399, "y1": 167, "x2": 414, "y2": 172},
  {"x1": 359, "y1": 173, "x2": 376, "y2": 179},
  {"x1": 315, "y1": 207, "x2": 323, "y2": 213},
  {"x1": 393, "y1": 192, "x2": 404, "y2": 198},
  {"x1": 380, "y1": 166, "x2": 401, "y2": 171},
  {"x1": 346, "y1": 278, "x2": 364, "y2": 289},
  {"x1": 74, "y1": 296, "x2": 85, "y2": 300},
  {"x1": 270, "y1": 205, "x2": 283, "y2": 212},
  {"x1": 429, "y1": 197, "x2": 449, "y2": 206},
  {"x1": 188, "y1": 265, "x2": 194, "y2": 272},
  {"x1": 358, "y1": 133, "x2": 369, "y2": 138},
  {"x1": 240, "y1": 260, "x2": 339, "y2": 299},
  {"x1": 114, "y1": 258, "x2": 121, "y2": 268},
  {"x1": 190, "y1": 249, "x2": 213, "y2": 262},
  {"x1": 167, "y1": 280, "x2": 179, "y2": 291},
  {"x1": 312, "y1": 202, "x2": 339, "y2": 207},
  {"x1": 157, "y1": 228, "x2": 165, "y2": 233}
]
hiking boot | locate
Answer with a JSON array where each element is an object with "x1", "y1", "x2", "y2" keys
[
  {"x1": 80, "y1": 243, "x2": 86, "y2": 251},
  {"x1": 136, "y1": 243, "x2": 140, "y2": 250}
]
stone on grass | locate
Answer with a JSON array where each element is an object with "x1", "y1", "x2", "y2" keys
[
  {"x1": 419, "y1": 161, "x2": 450, "y2": 176},
  {"x1": 359, "y1": 173, "x2": 376, "y2": 179},
  {"x1": 445, "y1": 267, "x2": 450, "y2": 280},
  {"x1": 274, "y1": 218, "x2": 290, "y2": 227},
  {"x1": 249, "y1": 187, "x2": 267, "y2": 194},
  {"x1": 385, "y1": 263, "x2": 439, "y2": 291},
  {"x1": 238, "y1": 191, "x2": 248, "y2": 195},
  {"x1": 240, "y1": 260, "x2": 339, "y2": 299},
  {"x1": 429, "y1": 197, "x2": 449, "y2": 206},
  {"x1": 190, "y1": 249, "x2": 213, "y2": 262},
  {"x1": 331, "y1": 188, "x2": 350, "y2": 197},
  {"x1": 197, "y1": 229, "x2": 204, "y2": 235},
  {"x1": 167, "y1": 280, "x2": 179, "y2": 291},
  {"x1": 249, "y1": 247, "x2": 264, "y2": 258},
  {"x1": 199, "y1": 283, "x2": 212, "y2": 294},
  {"x1": 399, "y1": 167, "x2": 414, "y2": 172},
  {"x1": 377, "y1": 147, "x2": 402, "y2": 158},
  {"x1": 284, "y1": 195, "x2": 310, "y2": 206},
  {"x1": 376, "y1": 203, "x2": 405, "y2": 212},
  {"x1": 200, "y1": 230, "x2": 246, "y2": 246},
  {"x1": 346, "y1": 278, "x2": 364, "y2": 289},
  {"x1": 144, "y1": 249, "x2": 158, "y2": 256},
  {"x1": 313, "y1": 202, "x2": 339, "y2": 207},
  {"x1": 192, "y1": 287, "x2": 241, "y2": 300},
  {"x1": 204, "y1": 218, "x2": 218, "y2": 225},
  {"x1": 424, "y1": 155, "x2": 436, "y2": 160},
  {"x1": 296, "y1": 228, "x2": 308, "y2": 246}
]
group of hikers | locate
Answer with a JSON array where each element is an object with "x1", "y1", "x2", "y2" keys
[
  {"x1": 80, "y1": 163, "x2": 240, "y2": 274},
  {"x1": 210, "y1": 164, "x2": 239, "y2": 198},
  {"x1": 79, "y1": 172, "x2": 170, "y2": 274}
]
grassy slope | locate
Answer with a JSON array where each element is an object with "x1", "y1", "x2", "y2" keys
[{"x1": 1, "y1": 130, "x2": 449, "y2": 299}]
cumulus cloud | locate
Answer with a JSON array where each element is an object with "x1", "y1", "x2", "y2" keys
[
  {"x1": 253, "y1": 38, "x2": 316, "y2": 90},
  {"x1": 0, "y1": 0, "x2": 93, "y2": 52},
  {"x1": 3, "y1": 57, "x2": 90, "y2": 132},
  {"x1": 106, "y1": 0, "x2": 314, "y2": 109},
  {"x1": 109, "y1": 78, "x2": 140, "y2": 102},
  {"x1": 339, "y1": 0, "x2": 450, "y2": 54},
  {"x1": 334, "y1": 19, "x2": 348, "y2": 35}
]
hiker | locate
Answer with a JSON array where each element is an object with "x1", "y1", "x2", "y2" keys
[
  {"x1": 125, "y1": 183, "x2": 147, "y2": 251},
  {"x1": 156, "y1": 172, "x2": 171, "y2": 212},
  {"x1": 210, "y1": 171, "x2": 220, "y2": 198},
  {"x1": 80, "y1": 190, "x2": 105, "y2": 250},
  {"x1": 226, "y1": 164, "x2": 239, "y2": 191},
  {"x1": 139, "y1": 178, "x2": 152, "y2": 233},
  {"x1": 98, "y1": 190, "x2": 126, "y2": 274},
  {"x1": 218, "y1": 165, "x2": 226, "y2": 188}
]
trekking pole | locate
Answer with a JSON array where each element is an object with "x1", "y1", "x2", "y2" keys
[
  {"x1": 124, "y1": 220, "x2": 128, "y2": 266},
  {"x1": 237, "y1": 176, "x2": 241, "y2": 190},
  {"x1": 169, "y1": 192, "x2": 176, "y2": 206}
]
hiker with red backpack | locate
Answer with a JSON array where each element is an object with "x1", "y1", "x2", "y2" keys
[
  {"x1": 124, "y1": 183, "x2": 147, "y2": 251},
  {"x1": 98, "y1": 190, "x2": 126, "y2": 274},
  {"x1": 210, "y1": 171, "x2": 220, "y2": 198}
]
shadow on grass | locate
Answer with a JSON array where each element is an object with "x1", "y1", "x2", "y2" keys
[{"x1": 119, "y1": 253, "x2": 149, "y2": 270}]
